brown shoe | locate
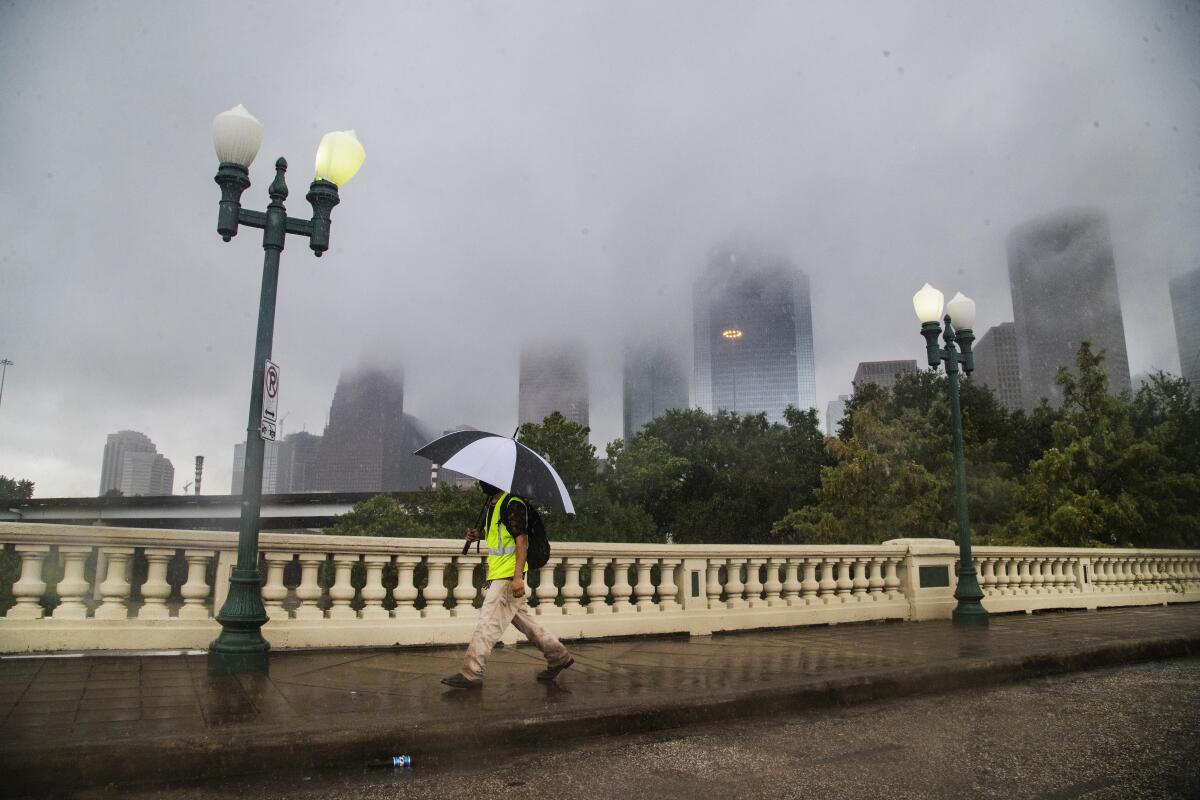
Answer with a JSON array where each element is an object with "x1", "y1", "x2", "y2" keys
[
  {"x1": 535, "y1": 657, "x2": 574, "y2": 682},
  {"x1": 440, "y1": 673, "x2": 482, "y2": 689}
]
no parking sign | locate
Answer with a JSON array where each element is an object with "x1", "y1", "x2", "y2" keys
[{"x1": 260, "y1": 359, "x2": 280, "y2": 441}]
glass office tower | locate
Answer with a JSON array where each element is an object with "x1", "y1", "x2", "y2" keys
[{"x1": 693, "y1": 244, "x2": 817, "y2": 423}]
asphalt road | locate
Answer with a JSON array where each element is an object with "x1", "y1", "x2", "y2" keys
[{"x1": 81, "y1": 657, "x2": 1200, "y2": 800}]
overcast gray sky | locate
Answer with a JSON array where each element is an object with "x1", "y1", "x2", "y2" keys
[{"x1": 1, "y1": 0, "x2": 1198, "y2": 497}]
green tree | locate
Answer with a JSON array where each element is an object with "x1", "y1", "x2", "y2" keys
[
  {"x1": 0, "y1": 476, "x2": 34, "y2": 614},
  {"x1": 517, "y1": 412, "x2": 597, "y2": 492},
  {"x1": 1008, "y1": 344, "x2": 1200, "y2": 548},
  {"x1": 773, "y1": 398, "x2": 947, "y2": 544},
  {"x1": 0, "y1": 475, "x2": 34, "y2": 502},
  {"x1": 638, "y1": 406, "x2": 827, "y2": 543}
]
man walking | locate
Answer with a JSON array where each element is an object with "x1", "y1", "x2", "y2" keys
[{"x1": 441, "y1": 481, "x2": 574, "y2": 689}]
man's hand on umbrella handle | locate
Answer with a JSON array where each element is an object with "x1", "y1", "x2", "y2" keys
[
  {"x1": 464, "y1": 528, "x2": 480, "y2": 543},
  {"x1": 511, "y1": 576, "x2": 525, "y2": 598}
]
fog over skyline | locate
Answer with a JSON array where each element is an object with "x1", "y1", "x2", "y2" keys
[{"x1": 2, "y1": 0, "x2": 1198, "y2": 497}]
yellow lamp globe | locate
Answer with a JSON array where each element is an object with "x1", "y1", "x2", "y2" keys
[{"x1": 314, "y1": 130, "x2": 365, "y2": 186}]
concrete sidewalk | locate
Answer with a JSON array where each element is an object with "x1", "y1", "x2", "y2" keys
[{"x1": 3, "y1": 604, "x2": 1198, "y2": 796}]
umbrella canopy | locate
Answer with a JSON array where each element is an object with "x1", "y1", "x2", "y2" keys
[{"x1": 414, "y1": 430, "x2": 575, "y2": 515}]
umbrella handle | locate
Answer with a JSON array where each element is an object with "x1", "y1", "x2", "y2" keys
[{"x1": 463, "y1": 499, "x2": 489, "y2": 556}]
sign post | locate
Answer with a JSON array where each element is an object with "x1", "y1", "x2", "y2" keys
[{"x1": 260, "y1": 359, "x2": 279, "y2": 441}]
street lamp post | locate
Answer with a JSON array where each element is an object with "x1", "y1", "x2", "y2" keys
[
  {"x1": 208, "y1": 106, "x2": 364, "y2": 672},
  {"x1": 0, "y1": 359, "x2": 12, "y2": 414},
  {"x1": 912, "y1": 283, "x2": 988, "y2": 627}
]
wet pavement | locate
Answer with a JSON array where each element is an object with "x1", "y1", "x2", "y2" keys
[{"x1": 2, "y1": 604, "x2": 1198, "y2": 795}]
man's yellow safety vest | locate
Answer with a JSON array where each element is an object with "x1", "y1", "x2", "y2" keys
[{"x1": 485, "y1": 492, "x2": 529, "y2": 581}]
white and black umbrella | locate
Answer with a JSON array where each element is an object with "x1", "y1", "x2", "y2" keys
[{"x1": 414, "y1": 430, "x2": 575, "y2": 515}]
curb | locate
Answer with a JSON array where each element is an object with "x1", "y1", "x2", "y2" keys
[{"x1": 5, "y1": 634, "x2": 1197, "y2": 795}]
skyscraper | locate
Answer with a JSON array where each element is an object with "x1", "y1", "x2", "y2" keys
[
  {"x1": 280, "y1": 431, "x2": 322, "y2": 493},
  {"x1": 231, "y1": 440, "x2": 281, "y2": 494},
  {"x1": 852, "y1": 360, "x2": 918, "y2": 392},
  {"x1": 972, "y1": 322, "x2": 1023, "y2": 411},
  {"x1": 623, "y1": 346, "x2": 688, "y2": 441},
  {"x1": 315, "y1": 368, "x2": 432, "y2": 492},
  {"x1": 518, "y1": 342, "x2": 589, "y2": 428},
  {"x1": 1007, "y1": 209, "x2": 1131, "y2": 408},
  {"x1": 232, "y1": 431, "x2": 324, "y2": 494},
  {"x1": 99, "y1": 430, "x2": 173, "y2": 496},
  {"x1": 693, "y1": 243, "x2": 816, "y2": 423},
  {"x1": 1170, "y1": 267, "x2": 1200, "y2": 396},
  {"x1": 825, "y1": 394, "x2": 849, "y2": 437}
]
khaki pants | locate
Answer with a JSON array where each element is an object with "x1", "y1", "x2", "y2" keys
[{"x1": 462, "y1": 578, "x2": 571, "y2": 681}]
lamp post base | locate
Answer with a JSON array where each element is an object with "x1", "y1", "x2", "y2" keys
[
  {"x1": 952, "y1": 601, "x2": 990, "y2": 627},
  {"x1": 207, "y1": 643, "x2": 270, "y2": 674},
  {"x1": 208, "y1": 568, "x2": 270, "y2": 673}
]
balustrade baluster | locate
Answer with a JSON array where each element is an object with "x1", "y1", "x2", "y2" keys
[
  {"x1": 587, "y1": 556, "x2": 611, "y2": 613},
  {"x1": 705, "y1": 559, "x2": 724, "y2": 610},
  {"x1": 8, "y1": 545, "x2": 50, "y2": 620},
  {"x1": 658, "y1": 558, "x2": 681, "y2": 611},
  {"x1": 179, "y1": 550, "x2": 213, "y2": 619},
  {"x1": 835, "y1": 558, "x2": 854, "y2": 601},
  {"x1": 93, "y1": 547, "x2": 134, "y2": 620},
  {"x1": 883, "y1": 557, "x2": 901, "y2": 600},
  {"x1": 851, "y1": 557, "x2": 869, "y2": 601},
  {"x1": 261, "y1": 552, "x2": 291, "y2": 620},
  {"x1": 423, "y1": 557, "x2": 451, "y2": 618},
  {"x1": 1062, "y1": 558, "x2": 1079, "y2": 593},
  {"x1": 725, "y1": 558, "x2": 747, "y2": 609},
  {"x1": 744, "y1": 558, "x2": 766, "y2": 608},
  {"x1": 327, "y1": 554, "x2": 359, "y2": 620},
  {"x1": 392, "y1": 556, "x2": 421, "y2": 617},
  {"x1": 782, "y1": 558, "x2": 802, "y2": 606},
  {"x1": 362, "y1": 555, "x2": 393, "y2": 620},
  {"x1": 562, "y1": 558, "x2": 588, "y2": 614},
  {"x1": 978, "y1": 558, "x2": 995, "y2": 597},
  {"x1": 294, "y1": 554, "x2": 326, "y2": 620},
  {"x1": 611, "y1": 558, "x2": 635, "y2": 613},
  {"x1": 1017, "y1": 558, "x2": 1033, "y2": 595},
  {"x1": 1030, "y1": 559, "x2": 1046, "y2": 595},
  {"x1": 818, "y1": 558, "x2": 838, "y2": 604},
  {"x1": 534, "y1": 561, "x2": 559, "y2": 615},
  {"x1": 866, "y1": 557, "x2": 885, "y2": 601},
  {"x1": 137, "y1": 548, "x2": 175, "y2": 620},
  {"x1": 53, "y1": 546, "x2": 92, "y2": 620},
  {"x1": 633, "y1": 558, "x2": 657, "y2": 611},
  {"x1": 764, "y1": 558, "x2": 785, "y2": 607}
]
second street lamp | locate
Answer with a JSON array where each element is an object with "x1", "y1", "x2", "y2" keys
[
  {"x1": 912, "y1": 283, "x2": 988, "y2": 627},
  {"x1": 208, "y1": 105, "x2": 365, "y2": 672}
]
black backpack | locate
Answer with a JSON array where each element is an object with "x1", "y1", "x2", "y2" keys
[{"x1": 501, "y1": 495, "x2": 551, "y2": 570}]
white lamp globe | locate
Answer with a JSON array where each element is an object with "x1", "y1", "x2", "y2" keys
[
  {"x1": 945, "y1": 292, "x2": 977, "y2": 330},
  {"x1": 912, "y1": 283, "x2": 945, "y2": 324},
  {"x1": 314, "y1": 130, "x2": 365, "y2": 186},
  {"x1": 212, "y1": 105, "x2": 263, "y2": 168}
]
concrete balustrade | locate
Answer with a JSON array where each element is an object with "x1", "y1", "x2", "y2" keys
[{"x1": 0, "y1": 523, "x2": 1197, "y2": 654}]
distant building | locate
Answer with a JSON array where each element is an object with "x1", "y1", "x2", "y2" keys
[
  {"x1": 623, "y1": 346, "x2": 688, "y2": 441},
  {"x1": 431, "y1": 425, "x2": 480, "y2": 488},
  {"x1": 693, "y1": 243, "x2": 817, "y2": 423},
  {"x1": 99, "y1": 430, "x2": 173, "y2": 496},
  {"x1": 852, "y1": 360, "x2": 918, "y2": 392},
  {"x1": 1007, "y1": 209, "x2": 1131, "y2": 408},
  {"x1": 280, "y1": 431, "x2": 322, "y2": 493},
  {"x1": 232, "y1": 431, "x2": 322, "y2": 495},
  {"x1": 231, "y1": 440, "x2": 281, "y2": 495},
  {"x1": 825, "y1": 394, "x2": 849, "y2": 437},
  {"x1": 972, "y1": 322, "x2": 1023, "y2": 411},
  {"x1": 1170, "y1": 267, "x2": 1200, "y2": 396},
  {"x1": 315, "y1": 368, "x2": 432, "y2": 492},
  {"x1": 519, "y1": 342, "x2": 589, "y2": 428}
]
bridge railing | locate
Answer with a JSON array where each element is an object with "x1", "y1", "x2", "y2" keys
[{"x1": 1, "y1": 523, "x2": 1197, "y2": 653}]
